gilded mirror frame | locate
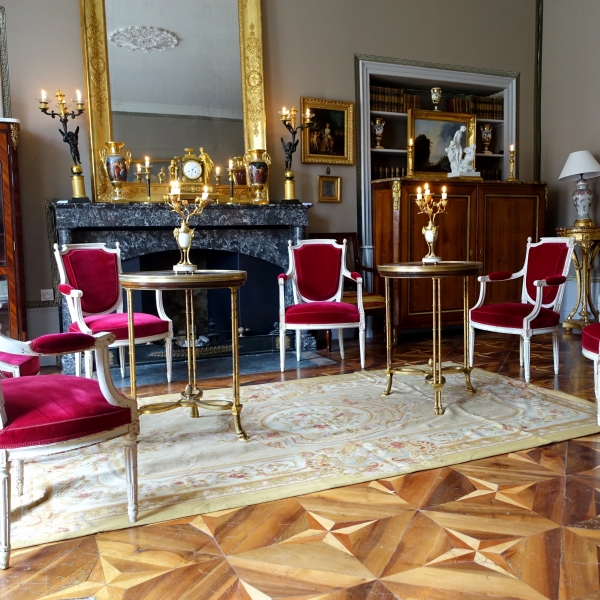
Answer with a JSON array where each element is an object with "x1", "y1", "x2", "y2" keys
[{"x1": 79, "y1": 0, "x2": 267, "y2": 202}]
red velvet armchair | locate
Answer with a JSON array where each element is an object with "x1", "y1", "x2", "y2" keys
[
  {"x1": 278, "y1": 239, "x2": 365, "y2": 371},
  {"x1": 54, "y1": 242, "x2": 173, "y2": 380},
  {"x1": 469, "y1": 236, "x2": 574, "y2": 383},
  {"x1": 0, "y1": 330, "x2": 139, "y2": 569}
]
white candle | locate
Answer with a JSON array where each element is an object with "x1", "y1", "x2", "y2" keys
[
  {"x1": 417, "y1": 186, "x2": 422, "y2": 200},
  {"x1": 136, "y1": 163, "x2": 141, "y2": 173},
  {"x1": 424, "y1": 183, "x2": 430, "y2": 196},
  {"x1": 170, "y1": 180, "x2": 180, "y2": 195},
  {"x1": 216, "y1": 166, "x2": 220, "y2": 176},
  {"x1": 442, "y1": 186, "x2": 447, "y2": 200},
  {"x1": 145, "y1": 156, "x2": 150, "y2": 168},
  {"x1": 510, "y1": 144, "x2": 515, "y2": 152},
  {"x1": 228, "y1": 159, "x2": 233, "y2": 169},
  {"x1": 76, "y1": 89, "x2": 82, "y2": 103},
  {"x1": 409, "y1": 138, "x2": 413, "y2": 147},
  {"x1": 306, "y1": 108, "x2": 310, "y2": 119},
  {"x1": 201, "y1": 185, "x2": 209, "y2": 200},
  {"x1": 41, "y1": 89, "x2": 46, "y2": 102}
]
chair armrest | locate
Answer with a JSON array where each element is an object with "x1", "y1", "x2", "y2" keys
[
  {"x1": 58, "y1": 283, "x2": 83, "y2": 298},
  {"x1": 349, "y1": 271, "x2": 362, "y2": 282},
  {"x1": 358, "y1": 263, "x2": 378, "y2": 275},
  {"x1": 278, "y1": 273, "x2": 290, "y2": 283},
  {"x1": 30, "y1": 332, "x2": 100, "y2": 355},
  {"x1": 534, "y1": 275, "x2": 566, "y2": 287}
]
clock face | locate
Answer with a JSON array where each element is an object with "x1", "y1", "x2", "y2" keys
[{"x1": 183, "y1": 160, "x2": 202, "y2": 180}]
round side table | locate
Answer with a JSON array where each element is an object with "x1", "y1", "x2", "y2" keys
[{"x1": 377, "y1": 261, "x2": 482, "y2": 415}]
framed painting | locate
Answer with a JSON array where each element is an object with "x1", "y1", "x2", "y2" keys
[
  {"x1": 301, "y1": 98, "x2": 354, "y2": 165},
  {"x1": 318, "y1": 175, "x2": 341, "y2": 203},
  {"x1": 408, "y1": 110, "x2": 476, "y2": 180}
]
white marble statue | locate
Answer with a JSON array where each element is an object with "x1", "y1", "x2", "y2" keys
[{"x1": 446, "y1": 126, "x2": 480, "y2": 177}]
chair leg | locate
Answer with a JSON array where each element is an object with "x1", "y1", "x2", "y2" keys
[
  {"x1": 296, "y1": 329, "x2": 302, "y2": 362},
  {"x1": 165, "y1": 338, "x2": 173, "y2": 383},
  {"x1": 84, "y1": 350, "x2": 94, "y2": 379},
  {"x1": 75, "y1": 352, "x2": 82, "y2": 377},
  {"x1": 325, "y1": 330, "x2": 332, "y2": 352},
  {"x1": 0, "y1": 451, "x2": 10, "y2": 569},
  {"x1": 15, "y1": 460, "x2": 23, "y2": 497},
  {"x1": 123, "y1": 434, "x2": 138, "y2": 523},
  {"x1": 519, "y1": 337, "x2": 524, "y2": 367},
  {"x1": 338, "y1": 329, "x2": 345, "y2": 359},
  {"x1": 552, "y1": 331, "x2": 560, "y2": 375},
  {"x1": 119, "y1": 346, "x2": 126, "y2": 379},
  {"x1": 523, "y1": 336, "x2": 531, "y2": 383},
  {"x1": 469, "y1": 327, "x2": 475, "y2": 368},
  {"x1": 279, "y1": 325, "x2": 286, "y2": 373},
  {"x1": 359, "y1": 327, "x2": 365, "y2": 369}
]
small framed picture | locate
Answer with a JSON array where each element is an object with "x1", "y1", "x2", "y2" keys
[{"x1": 318, "y1": 175, "x2": 341, "y2": 203}]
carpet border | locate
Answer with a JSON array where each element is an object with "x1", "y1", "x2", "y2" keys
[{"x1": 14, "y1": 367, "x2": 600, "y2": 550}]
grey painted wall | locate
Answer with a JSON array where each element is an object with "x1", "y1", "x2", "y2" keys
[{"x1": 3, "y1": 0, "x2": 537, "y2": 336}]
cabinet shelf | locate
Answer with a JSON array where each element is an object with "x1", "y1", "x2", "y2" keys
[
  {"x1": 370, "y1": 110, "x2": 407, "y2": 118},
  {"x1": 476, "y1": 153, "x2": 503, "y2": 158},
  {"x1": 371, "y1": 148, "x2": 407, "y2": 154}
]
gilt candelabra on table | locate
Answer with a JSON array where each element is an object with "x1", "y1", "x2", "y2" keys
[
  {"x1": 416, "y1": 184, "x2": 448, "y2": 263},
  {"x1": 38, "y1": 88, "x2": 88, "y2": 201},
  {"x1": 164, "y1": 181, "x2": 208, "y2": 272},
  {"x1": 279, "y1": 106, "x2": 313, "y2": 203}
]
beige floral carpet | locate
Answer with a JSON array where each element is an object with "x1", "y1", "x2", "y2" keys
[{"x1": 11, "y1": 367, "x2": 600, "y2": 549}]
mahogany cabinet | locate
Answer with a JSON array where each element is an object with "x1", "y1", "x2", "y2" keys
[
  {"x1": 0, "y1": 120, "x2": 26, "y2": 340},
  {"x1": 371, "y1": 178, "x2": 546, "y2": 331}
]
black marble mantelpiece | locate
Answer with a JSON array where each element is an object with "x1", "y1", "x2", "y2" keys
[{"x1": 47, "y1": 201, "x2": 314, "y2": 372}]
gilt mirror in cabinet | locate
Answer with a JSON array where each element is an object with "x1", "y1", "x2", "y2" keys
[{"x1": 80, "y1": 0, "x2": 267, "y2": 202}]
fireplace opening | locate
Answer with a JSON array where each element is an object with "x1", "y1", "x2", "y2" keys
[{"x1": 120, "y1": 249, "x2": 285, "y2": 364}]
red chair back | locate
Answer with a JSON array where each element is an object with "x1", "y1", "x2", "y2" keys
[
  {"x1": 524, "y1": 240, "x2": 571, "y2": 306},
  {"x1": 293, "y1": 243, "x2": 343, "y2": 301},
  {"x1": 62, "y1": 248, "x2": 121, "y2": 314}
]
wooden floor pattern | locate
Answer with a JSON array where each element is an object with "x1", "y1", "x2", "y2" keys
[{"x1": 3, "y1": 330, "x2": 600, "y2": 600}]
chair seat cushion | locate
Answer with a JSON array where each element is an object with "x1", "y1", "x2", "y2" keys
[
  {"x1": 285, "y1": 301, "x2": 360, "y2": 325},
  {"x1": 69, "y1": 313, "x2": 169, "y2": 340},
  {"x1": 582, "y1": 323, "x2": 600, "y2": 355},
  {"x1": 471, "y1": 303, "x2": 560, "y2": 330},
  {"x1": 0, "y1": 374, "x2": 132, "y2": 448},
  {"x1": 342, "y1": 291, "x2": 386, "y2": 310},
  {"x1": 0, "y1": 353, "x2": 40, "y2": 378}
]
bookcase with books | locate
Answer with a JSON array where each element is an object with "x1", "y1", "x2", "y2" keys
[{"x1": 368, "y1": 81, "x2": 506, "y2": 183}]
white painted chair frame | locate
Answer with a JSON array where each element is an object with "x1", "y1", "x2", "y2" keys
[
  {"x1": 581, "y1": 345, "x2": 600, "y2": 425},
  {"x1": 0, "y1": 331, "x2": 139, "y2": 569},
  {"x1": 278, "y1": 239, "x2": 366, "y2": 372},
  {"x1": 54, "y1": 242, "x2": 174, "y2": 381},
  {"x1": 469, "y1": 236, "x2": 575, "y2": 383}
]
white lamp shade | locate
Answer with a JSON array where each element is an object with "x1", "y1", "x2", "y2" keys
[{"x1": 559, "y1": 150, "x2": 600, "y2": 181}]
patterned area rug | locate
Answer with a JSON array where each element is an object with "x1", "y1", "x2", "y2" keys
[{"x1": 11, "y1": 367, "x2": 599, "y2": 549}]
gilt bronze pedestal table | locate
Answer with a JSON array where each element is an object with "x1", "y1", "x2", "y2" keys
[
  {"x1": 377, "y1": 261, "x2": 482, "y2": 415},
  {"x1": 555, "y1": 225, "x2": 600, "y2": 331},
  {"x1": 119, "y1": 270, "x2": 248, "y2": 440}
]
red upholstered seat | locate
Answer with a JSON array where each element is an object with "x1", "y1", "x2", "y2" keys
[
  {"x1": 0, "y1": 353, "x2": 40, "y2": 378},
  {"x1": 286, "y1": 301, "x2": 360, "y2": 325},
  {"x1": 582, "y1": 323, "x2": 600, "y2": 354},
  {"x1": 69, "y1": 313, "x2": 170, "y2": 340},
  {"x1": 0, "y1": 374, "x2": 131, "y2": 448},
  {"x1": 470, "y1": 303, "x2": 560, "y2": 329}
]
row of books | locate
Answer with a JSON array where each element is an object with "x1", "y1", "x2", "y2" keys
[
  {"x1": 370, "y1": 86, "x2": 421, "y2": 113},
  {"x1": 447, "y1": 95, "x2": 504, "y2": 119},
  {"x1": 480, "y1": 169, "x2": 503, "y2": 181}
]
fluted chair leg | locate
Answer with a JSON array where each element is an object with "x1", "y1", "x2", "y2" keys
[
  {"x1": 165, "y1": 338, "x2": 173, "y2": 383},
  {"x1": 296, "y1": 330, "x2": 301, "y2": 362},
  {"x1": 279, "y1": 325, "x2": 286, "y2": 372},
  {"x1": 552, "y1": 331, "x2": 560, "y2": 375},
  {"x1": 123, "y1": 435, "x2": 138, "y2": 523},
  {"x1": 359, "y1": 327, "x2": 365, "y2": 369},
  {"x1": 0, "y1": 452, "x2": 10, "y2": 569},
  {"x1": 15, "y1": 460, "x2": 23, "y2": 497},
  {"x1": 338, "y1": 329, "x2": 345, "y2": 359},
  {"x1": 519, "y1": 337, "x2": 524, "y2": 367},
  {"x1": 523, "y1": 336, "x2": 531, "y2": 383}
]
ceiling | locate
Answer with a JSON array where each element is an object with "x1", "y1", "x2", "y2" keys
[{"x1": 105, "y1": 0, "x2": 243, "y2": 120}]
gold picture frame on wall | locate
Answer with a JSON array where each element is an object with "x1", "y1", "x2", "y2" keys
[
  {"x1": 301, "y1": 98, "x2": 354, "y2": 165},
  {"x1": 79, "y1": 0, "x2": 267, "y2": 202},
  {"x1": 408, "y1": 109, "x2": 476, "y2": 181},
  {"x1": 318, "y1": 175, "x2": 341, "y2": 203}
]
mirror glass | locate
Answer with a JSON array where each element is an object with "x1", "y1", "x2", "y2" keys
[{"x1": 105, "y1": 0, "x2": 244, "y2": 181}]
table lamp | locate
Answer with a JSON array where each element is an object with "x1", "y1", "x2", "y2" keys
[{"x1": 559, "y1": 150, "x2": 600, "y2": 227}]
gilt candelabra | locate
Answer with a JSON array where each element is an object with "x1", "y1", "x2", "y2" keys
[
  {"x1": 415, "y1": 184, "x2": 448, "y2": 263},
  {"x1": 38, "y1": 88, "x2": 88, "y2": 201},
  {"x1": 164, "y1": 181, "x2": 208, "y2": 272},
  {"x1": 279, "y1": 106, "x2": 313, "y2": 203}
]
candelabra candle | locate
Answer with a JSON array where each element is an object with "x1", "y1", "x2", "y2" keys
[
  {"x1": 215, "y1": 166, "x2": 221, "y2": 185},
  {"x1": 228, "y1": 159, "x2": 235, "y2": 203},
  {"x1": 143, "y1": 157, "x2": 152, "y2": 201},
  {"x1": 415, "y1": 184, "x2": 448, "y2": 263},
  {"x1": 37, "y1": 87, "x2": 88, "y2": 201},
  {"x1": 135, "y1": 163, "x2": 143, "y2": 183},
  {"x1": 280, "y1": 104, "x2": 313, "y2": 202}
]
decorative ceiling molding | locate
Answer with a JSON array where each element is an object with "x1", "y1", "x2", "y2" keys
[{"x1": 109, "y1": 26, "x2": 178, "y2": 53}]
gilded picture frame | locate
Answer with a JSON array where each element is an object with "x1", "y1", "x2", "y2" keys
[
  {"x1": 301, "y1": 98, "x2": 354, "y2": 165},
  {"x1": 408, "y1": 109, "x2": 476, "y2": 181},
  {"x1": 318, "y1": 175, "x2": 341, "y2": 203}
]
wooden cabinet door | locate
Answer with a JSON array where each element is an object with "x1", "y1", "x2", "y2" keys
[
  {"x1": 371, "y1": 181, "x2": 397, "y2": 298},
  {"x1": 476, "y1": 184, "x2": 546, "y2": 305},
  {"x1": 400, "y1": 181, "x2": 478, "y2": 328}
]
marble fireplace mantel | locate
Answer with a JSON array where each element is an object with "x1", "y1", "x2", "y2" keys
[{"x1": 47, "y1": 201, "x2": 312, "y2": 371}]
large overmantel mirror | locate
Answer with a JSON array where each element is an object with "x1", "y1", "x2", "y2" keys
[{"x1": 79, "y1": 0, "x2": 267, "y2": 202}]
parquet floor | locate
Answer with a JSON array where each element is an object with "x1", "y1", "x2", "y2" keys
[{"x1": 3, "y1": 330, "x2": 600, "y2": 600}]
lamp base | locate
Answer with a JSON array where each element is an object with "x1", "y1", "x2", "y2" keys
[
  {"x1": 71, "y1": 165, "x2": 90, "y2": 202},
  {"x1": 173, "y1": 264, "x2": 196, "y2": 273},
  {"x1": 281, "y1": 198, "x2": 300, "y2": 204},
  {"x1": 422, "y1": 256, "x2": 441, "y2": 264},
  {"x1": 574, "y1": 217, "x2": 595, "y2": 228}
]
